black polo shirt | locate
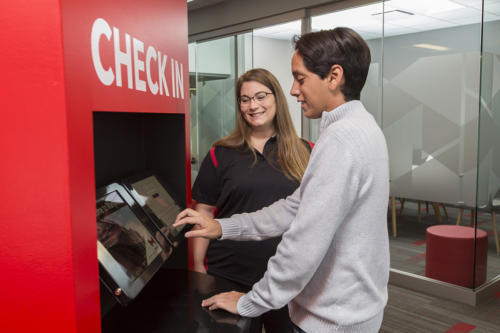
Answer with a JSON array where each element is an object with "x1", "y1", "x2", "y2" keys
[{"x1": 192, "y1": 137, "x2": 310, "y2": 287}]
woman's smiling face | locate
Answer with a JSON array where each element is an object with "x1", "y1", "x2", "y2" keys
[{"x1": 239, "y1": 81, "x2": 277, "y2": 130}]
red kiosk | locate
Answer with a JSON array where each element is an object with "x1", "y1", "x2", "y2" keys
[{"x1": 0, "y1": 0, "x2": 214, "y2": 331}]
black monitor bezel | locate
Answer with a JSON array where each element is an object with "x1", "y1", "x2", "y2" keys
[{"x1": 96, "y1": 182, "x2": 172, "y2": 305}]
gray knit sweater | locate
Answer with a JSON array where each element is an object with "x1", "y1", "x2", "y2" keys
[{"x1": 217, "y1": 101, "x2": 390, "y2": 332}]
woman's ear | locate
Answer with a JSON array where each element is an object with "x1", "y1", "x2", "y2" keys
[{"x1": 327, "y1": 64, "x2": 344, "y2": 90}]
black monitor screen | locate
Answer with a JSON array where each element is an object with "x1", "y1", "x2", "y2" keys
[{"x1": 97, "y1": 191, "x2": 162, "y2": 280}]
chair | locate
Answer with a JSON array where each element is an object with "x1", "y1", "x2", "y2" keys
[
  {"x1": 390, "y1": 198, "x2": 448, "y2": 238},
  {"x1": 390, "y1": 196, "x2": 397, "y2": 238},
  {"x1": 398, "y1": 198, "x2": 448, "y2": 223}
]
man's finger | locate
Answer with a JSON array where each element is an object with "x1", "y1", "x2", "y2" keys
[
  {"x1": 202, "y1": 292, "x2": 229, "y2": 307},
  {"x1": 172, "y1": 218, "x2": 189, "y2": 228},
  {"x1": 174, "y1": 208, "x2": 198, "y2": 224},
  {"x1": 173, "y1": 215, "x2": 202, "y2": 228},
  {"x1": 208, "y1": 304, "x2": 219, "y2": 311},
  {"x1": 184, "y1": 229, "x2": 207, "y2": 238},
  {"x1": 175, "y1": 208, "x2": 190, "y2": 219},
  {"x1": 201, "y1": 295, "x2": 216, "y2": 307}
]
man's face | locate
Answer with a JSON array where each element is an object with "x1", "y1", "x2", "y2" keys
[{"x1": 290, "y1": 51, "x2": 330, "y2": 119}]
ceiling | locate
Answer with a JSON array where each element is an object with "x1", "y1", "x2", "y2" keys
[{"x1": 254, "y1": 0, "x2": 500, "y2": 41}]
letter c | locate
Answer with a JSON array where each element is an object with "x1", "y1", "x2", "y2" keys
[{"x1": 91, "y1": 18, "x2": 114, "y2": 86}]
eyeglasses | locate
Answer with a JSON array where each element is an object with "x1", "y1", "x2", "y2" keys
[{"x1": 238, "y1": 91, "x2": 273, "y2": 105}]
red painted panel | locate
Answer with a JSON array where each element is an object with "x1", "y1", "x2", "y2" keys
[
  {"x1": 61, "y1": 0, "x2": 190, "y2": 331},
  {"x1": 0, "y1": 1, "x2": 77, "y2": 332},
  {"x1": 1, "y1": 0, "x2": 189, "y2": 331}
]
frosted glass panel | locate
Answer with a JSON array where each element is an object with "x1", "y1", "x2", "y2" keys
[
  {"x1": 384, "y1": 25, "x2": 481, "y2": 206},
  {"x1": 381, "y1": 0, "x2": 483, "y2": 207},
  {"x1": 477, "y1": 19, "x2": 500, "y2": 209},
  {"x1": 189, "y1": 34, "x2": 253, "y2": 182}
]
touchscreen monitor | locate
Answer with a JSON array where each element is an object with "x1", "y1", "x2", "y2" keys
[
  {"x1": 123, "y1": 174, "x2": 187, "y2": 244},
  {"x1": 96, "y1": 183, "x2": 172, "y2": 305}
]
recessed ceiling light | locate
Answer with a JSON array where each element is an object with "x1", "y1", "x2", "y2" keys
[
  {"x1": 372, "y1": 9, "x2": 414, "y2": 16},
  {"x1": 413, "y1": 43, "x2": 450, "y2": 51},
  {"x1": 387, "y1": 0, "x2": 464, "y2": 15}
]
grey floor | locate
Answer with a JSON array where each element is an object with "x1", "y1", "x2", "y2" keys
[{"x1": 381, "y1": 284, "x2": 500, "y2": 332}]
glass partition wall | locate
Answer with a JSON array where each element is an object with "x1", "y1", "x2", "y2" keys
[
  {"x1": 382, "y1": 1, "x2": 485, "y2": 285},
  {"x1": 253, "y1": 20, "x2": 303, "y2": 136},
  {"x1": 478, "y1": 0, "x2": 500, "y2": 286},
  {"x1": 189, "y1": 33, "x2": 252, "y2": 182},
  {"x1": 188, "y1": 0, "x2": 500, "y2": 295},
  {"x1": 308, "y1": 0, "x2": 500, "y2": 292}
]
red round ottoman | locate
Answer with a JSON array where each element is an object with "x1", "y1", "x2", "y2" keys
[{"x1": 425, "y1": 225, "x2": 488, "y2": 288}]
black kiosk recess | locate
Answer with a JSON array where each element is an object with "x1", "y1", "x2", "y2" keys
[{"x1": 94, "y1": 113, "x2": 260, "y2": 332}]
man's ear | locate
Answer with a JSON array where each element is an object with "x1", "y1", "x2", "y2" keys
[{"x1": 327, "y1": 64, "x2": 344, "y2": 90}]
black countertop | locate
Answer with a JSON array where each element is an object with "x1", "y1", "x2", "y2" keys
[{"x1": 101, "y1": 269, "x2": 260, "y2": 333}]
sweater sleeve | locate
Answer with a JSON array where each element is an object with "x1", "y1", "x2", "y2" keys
[
  {"x1": 217, "y1": 187, "x2": 301, "y2": 240},
  {"x1": 236, "y1": 130, "x2": 362, "y2": 317}
]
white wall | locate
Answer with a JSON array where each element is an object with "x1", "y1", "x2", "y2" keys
[
  {"x1": 253, "y1": 36, "x2": 302, "y2": 136},
  {"x1": 196, "y1": 37, "x2": 233, "y2": 75}
]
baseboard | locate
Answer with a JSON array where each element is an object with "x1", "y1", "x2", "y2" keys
[
  {"x1": 476, "y1": 275, "x2": 500, "y2": 304},
  {"x1": 389, "y1": 269, "x2": 477, "y2": 305}
]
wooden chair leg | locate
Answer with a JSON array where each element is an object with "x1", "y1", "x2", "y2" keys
[
  {"x1": 391, "y1": 196, "x2": 397, "y2": 238},
  {"x1": 426, "y1": 202, "x2": 429, "y2": 215},
  {"x1": 440, "y1": 203, "x2": 448, "y2": 221},
  {"x1": 431, "y1": 202, "x2": 442, "y2": 224},
  {"x1": 399, "y1": 198, "x2": 406, "y2": 217},
  {"x1": 492, "y1": 211, "x2": 500, "y2": 255},
  {"x1": 417, "y1": 201, "x2": 422, "y2": 223},
  {"x1": 456, "y1": 208, "x2": 463, "y2": 225}
]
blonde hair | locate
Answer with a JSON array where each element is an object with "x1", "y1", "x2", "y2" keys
[{"x1": 215, "y1": 68, "x2": 310, "y2": 182}]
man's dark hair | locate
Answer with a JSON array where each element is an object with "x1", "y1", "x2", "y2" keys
[{"x1": 294, "y1": 27, "x2": 371, "y2": 101}]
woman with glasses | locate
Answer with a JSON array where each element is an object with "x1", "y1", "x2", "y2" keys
[{"x1": 191, "y1": 68, "x2": 312, "y2": 332}]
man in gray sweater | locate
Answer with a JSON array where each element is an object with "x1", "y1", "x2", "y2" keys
[{"x1": 175, "y1": 28, "x2": 390, "y2": 332}]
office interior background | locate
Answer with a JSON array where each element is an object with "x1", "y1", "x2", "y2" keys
[
  {"x1": 187, "y1": 0, "x2": 500, "y2": 303},
  {"x1": 6, "y1": 0, "x2": 500, "y2": 331}
]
